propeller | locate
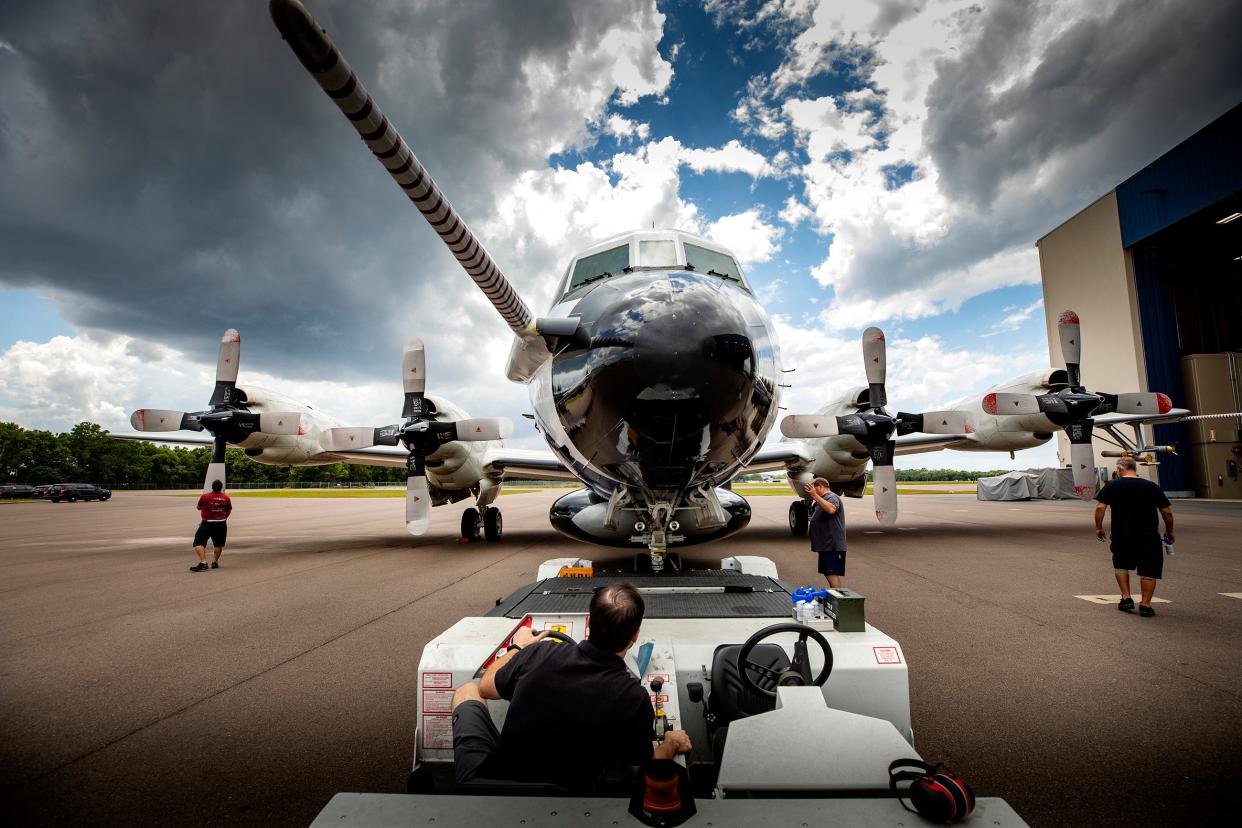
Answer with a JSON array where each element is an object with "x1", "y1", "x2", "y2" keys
[
  {"x1": 980, "y1": 310, "x2": 1173, "y2": 499},
  {"x1": 321, "y1": 339, "x2": 513, "y2": 535},
  {"x1": 780, "y1": 327, "x2": 967, "y2": 526},
  {"x1": 129, "y1": 329, "x2": 309, "y2": 491}
]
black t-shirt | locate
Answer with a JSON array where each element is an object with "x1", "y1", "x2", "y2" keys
[
  {"x1": 483, "y1": 638, "x2": 654, "y2": 791},
  {"x1": 1096, "y1": 476, "x2": 1170, "y2": 551},
  {"x1": 809, "y1": 493, "x2": 846, "y2": 552}
]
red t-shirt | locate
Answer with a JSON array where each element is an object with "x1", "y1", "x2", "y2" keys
[{"x1": 197, "y1": 491, "x2": 232, "y2": 522}]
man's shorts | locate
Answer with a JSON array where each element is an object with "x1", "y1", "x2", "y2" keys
[
  {"x1": 1112, "y1": 542, "x2": 1162, "y2": 580},
  {"x1": 452, "y1": 699, "x2": 499, "y2": 784},
  {"x1": 816, "y1": 550, "x2": 846, "y2": 576},
  {"x1": 193, "y1": 521, "x2": 227, "y2": 549}
]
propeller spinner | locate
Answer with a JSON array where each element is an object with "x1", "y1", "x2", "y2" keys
[
  {"x1": 981, "y1": 310, "x2": 1173, "y2": 499},
  {"x1": 320, "y1": 339, "x2": 512, "y2": 535},
  {"x1": 780, "y1": 327, "x2": 966, "y2": 526},
  {"x1": 129, "y1": 329, "x2": 309, "y2": 491}
]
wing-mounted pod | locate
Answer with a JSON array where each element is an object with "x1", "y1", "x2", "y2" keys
[{"x1": 270, "y1": 0, "x2": 546, "y2": 379}]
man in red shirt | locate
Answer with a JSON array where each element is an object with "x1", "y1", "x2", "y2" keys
[{"x1": 191, "y1": 479, "x2": 232, "y2": 572}]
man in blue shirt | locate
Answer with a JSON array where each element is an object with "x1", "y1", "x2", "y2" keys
[{"x1": 804, "y1": 477, "x2": 846, "y2": 588}]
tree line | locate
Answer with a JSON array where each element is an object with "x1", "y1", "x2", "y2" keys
[{"x1": 0, "y1": 422, "x2": 408, "y2": 488}]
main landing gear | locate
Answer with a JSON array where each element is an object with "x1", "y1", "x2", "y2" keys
[
  {"x1": 789, "y1": 500, "x2": 809, "y2": 537},
  {"x1": 460, "y1": 505, "x2": 503, "y2": 542}
]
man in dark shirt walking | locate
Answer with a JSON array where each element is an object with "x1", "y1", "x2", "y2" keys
[
  {"x1": 191, "y1": 479, "x2": 232, "y2": 572},
  {"x1": 804, "y1": 477, "x2": 846, "y2": 588},
  {"x1": 1095, "y1": 457, "x2": 1174, "y2": 617},
  {"x1": 450, "y1": 582, "x2": 692, "y2": 791}
]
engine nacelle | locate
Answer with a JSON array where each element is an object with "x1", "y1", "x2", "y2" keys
[{"x1": 549, "y1": 487, "x2": 751, "y2": 547}]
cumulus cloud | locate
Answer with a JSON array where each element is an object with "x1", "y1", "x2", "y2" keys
[
  {"x1": 706, "y1": 210, "x2": 781, "y2": 264},
  {"x1": 603, "y1": 114, "x2": 651, "y2": 141},
  {"x1": 984, "y1": 298, "x2": 1045, "y2": 337},
  {"x1": 679, "y1": 139, "x2": 776, "y2": 179},
  {"x1": 734, "y1": 0, "x2": 1242, "y2": 328}
]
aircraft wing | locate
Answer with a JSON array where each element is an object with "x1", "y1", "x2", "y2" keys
[
  {"x1": 481, "y1": 446, "x2": 581, "y2": 481},
  {"x1": 894, "y1": 433, "x2": 972, "y2": 455},
  {"x1": 110, "y1": 432, "x2": 216, "y2": 447},
  {"x1": 741, "y1": 445, "x2": 815, "y2": 474}
]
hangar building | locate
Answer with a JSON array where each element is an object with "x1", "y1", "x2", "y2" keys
[{"x1": 1037, "y1": 103, "x2": 1241, "y2": 499}]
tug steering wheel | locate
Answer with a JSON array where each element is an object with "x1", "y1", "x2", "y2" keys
[
  {"x1": 537, "y1": 628, "x2": 576, "y2": 646},
  {"x1": 736, "y1": 622, "x2": 833, "y2": 699}
]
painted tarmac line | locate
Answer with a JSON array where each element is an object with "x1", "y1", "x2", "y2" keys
[
  {"x1": 1074, "y1": 594, "x2": 1171, "y2": 604},
  {"x1": 1221, "y1": 593, "x2": 1242, "y2": 600}
]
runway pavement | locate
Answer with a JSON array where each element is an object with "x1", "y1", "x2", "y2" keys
[{"x1": 2, "y1": 490, "x2": 1239, "y2": 826}]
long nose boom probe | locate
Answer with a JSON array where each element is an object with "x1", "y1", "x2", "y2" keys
[{"x1": 269, "y1": 0, "x2": 532, "y2": 336}]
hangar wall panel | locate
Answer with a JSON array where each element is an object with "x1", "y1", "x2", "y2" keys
[{"x1": 1036, "y1": 192, "x2": 1156, "y2": 481}]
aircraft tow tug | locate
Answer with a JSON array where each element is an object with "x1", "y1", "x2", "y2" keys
[{"x1": 312, "y1": 557, "x2": 1027, "y2": 826}]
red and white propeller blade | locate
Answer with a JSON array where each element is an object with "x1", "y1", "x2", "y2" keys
[
  {"x1": 258, "y1": 412, "x2": 308, "y2": 435},
  {"x1": 453, "y1": 418, "x2": 513, "y2": 441},
  {"x1": 1057, "y1": 311, "x2": 1081, "y2": 370},
  {"x1": 402, "y1": 338, "x2": 426, "y2": 395},
  {"x1": 780, "y1": 415, "x2": 840, "y2": 438},
  {"x1": 916, "y1": 410, "x2": 968, "y2": 434},
  {"x1": 321, "y1": 427, "x2": 376, "y2": 451},
  {"x1": 217, "y1": 329, "x2": 241, "y2": 384},
  {"x1": 131, "y1": 408, "x2": 189, "y2": 432},
  {"x1": 862, "y1": 327, "x2": 886, "y2": 387},
  {"x1": 872, "y1": 464, "x2": 897, "y2": 526},
  {"x1": 204, "y1": 461, "x2": 227, "y2": 493},
  {"x1": 1111, "y1": 392, "x2": 1173, "y2": 415},
  {"x1": 406, "y1": 474, "x2": 431, "y2": 535},
  {"x1": 982, "y1": 392, "x2": 1042, "y2": 416},
  {"x1": 1070, "y1": 442, "x2": 1097, "y2": 500}
]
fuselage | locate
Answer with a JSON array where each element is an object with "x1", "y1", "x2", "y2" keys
[{"x1": 527, "y1": 231, "x2": 781, "y2": 509}]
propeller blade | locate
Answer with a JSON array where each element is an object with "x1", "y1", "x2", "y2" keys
[
  {"x1": 204, "y1": 435, "x2": 228, "y2": 492},
  {"x1": 780, "y1": 415, "x2": 841, "y2": 438},
  {"x1": 982, "y1": 392, "x2": 1042, "y2": 416},
  {"x1": 450, "y1": 418, "x2": 514, "y2": 442},
  {"x1": 131, "y1": 409, "x2": 198, "y2": 432},
  {"x1": 208, "y1": 329, "x2": 242, "y2": 407},
  {"x1": 1099, "y1": 392, "x2": 1173, "y2": 416},
  {"x1": 258, "y1": 412, "x2": 309, "y2": 435},
  {"x1": 321, "y1": 425, "x2": 402, "y2": 451},
  {"x1": 862, "y1": 327, "x2": 887, "y2": 407},
  {"x1": 402, "y1": 338, "x2": 427, "y2": 419},
  {"x1": 1058, "y1": 311, "x2": 1082, "y2": 387},
  {"x1": 872, "y1": 459, "x2": 897, "y2": 526},
  {"x1": 1067, "y1": 419, "x2": 1097, "y2": 499},
  {"x1": 897, "y1": 410, "x2": 968, "y2": 435},
  {"x1": 405, "y1": 452, "x2": 430, "y2": 535}
]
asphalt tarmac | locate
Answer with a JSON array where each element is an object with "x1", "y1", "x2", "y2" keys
[{"x1": 1, "y1": 490, "x2": 1239, "y2": 826}]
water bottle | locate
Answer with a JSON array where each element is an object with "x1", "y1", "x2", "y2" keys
[
  {"x1": 1163, "y1": 535, "x2": 1175, "y2": 556},
  {"x1": 793, "y1": 600, "x2": 807, "y2": 621}
]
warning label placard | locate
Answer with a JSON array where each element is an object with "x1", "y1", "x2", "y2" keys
[
  {"x1": 644, "y1": 674, "x2": 669, "y2": 685},
  {"x1": 422, "y1": 672, "x2": 453, "y2": 689},
  {"x1": 423, "y1": 688, "x2": 454, "y2": 713},
  {"x1": 541, "y1": 621, "x2": 574, "y2": 636},
  {"x1": 873, "y1": 646, "x2": 902, "y2": 665},
  {"x1": 421, "y1": 713, "x2": 453, "y2": 750}
]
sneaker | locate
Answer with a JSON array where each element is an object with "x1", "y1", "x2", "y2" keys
[
  {"x1": 1139, "y1": 604, "x2": 1155, "y2": 617},
  {"x1": 190, "y1": 563, "x2": 209, "y2": 572},
  {"x1": 210, "y1": 562, "x2": 219, "y2": 569},
  {"x1": 1118, "y1": 597, "x2": 1135, "y2": 613}
]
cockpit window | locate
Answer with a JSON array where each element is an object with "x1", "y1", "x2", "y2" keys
[
  {"x1": 684, "y1": 243, "x2": 743, "y2": 285},
  {"x1": 569, "y1": 244, "x2": 630, "y2": 291},
  {"x1": 639, "y1": 240, "x2": 678, "y2": 268}
]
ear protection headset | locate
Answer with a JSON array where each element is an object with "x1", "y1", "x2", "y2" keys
[{"x1": 888, "y1": 758, "x2": 975, "y2": 823}]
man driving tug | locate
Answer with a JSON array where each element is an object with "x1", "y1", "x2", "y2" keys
[{"x1": 451, "y1": 582, "x2": 692, "y2": 791}]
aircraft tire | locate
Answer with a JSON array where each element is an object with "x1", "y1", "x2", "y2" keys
[
  {"x1": 788, "y1": 500, "x2": 808, "y2": 536},
  {"x1": 483, "y1": 506, "x2": 503, "y2": 542},
  {"x1": 460, "y1": 508, "x2": 481, "y2": 542}
]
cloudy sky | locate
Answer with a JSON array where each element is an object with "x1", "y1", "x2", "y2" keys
[{"x1": 1, "y1": 0, "x2": 1239, "y2": 471}]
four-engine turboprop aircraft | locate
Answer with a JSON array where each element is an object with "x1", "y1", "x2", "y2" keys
[{"x1": 115, "y1": 0, "x2": 1195, "y2": 570}]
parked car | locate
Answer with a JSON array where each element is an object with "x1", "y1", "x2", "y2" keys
[
  {"x1": 0, "y1": 484, "x2": 39, "y2": 499},
  {"x1": 47, "y1": 483, "x2": 112, "y2": 503}
]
